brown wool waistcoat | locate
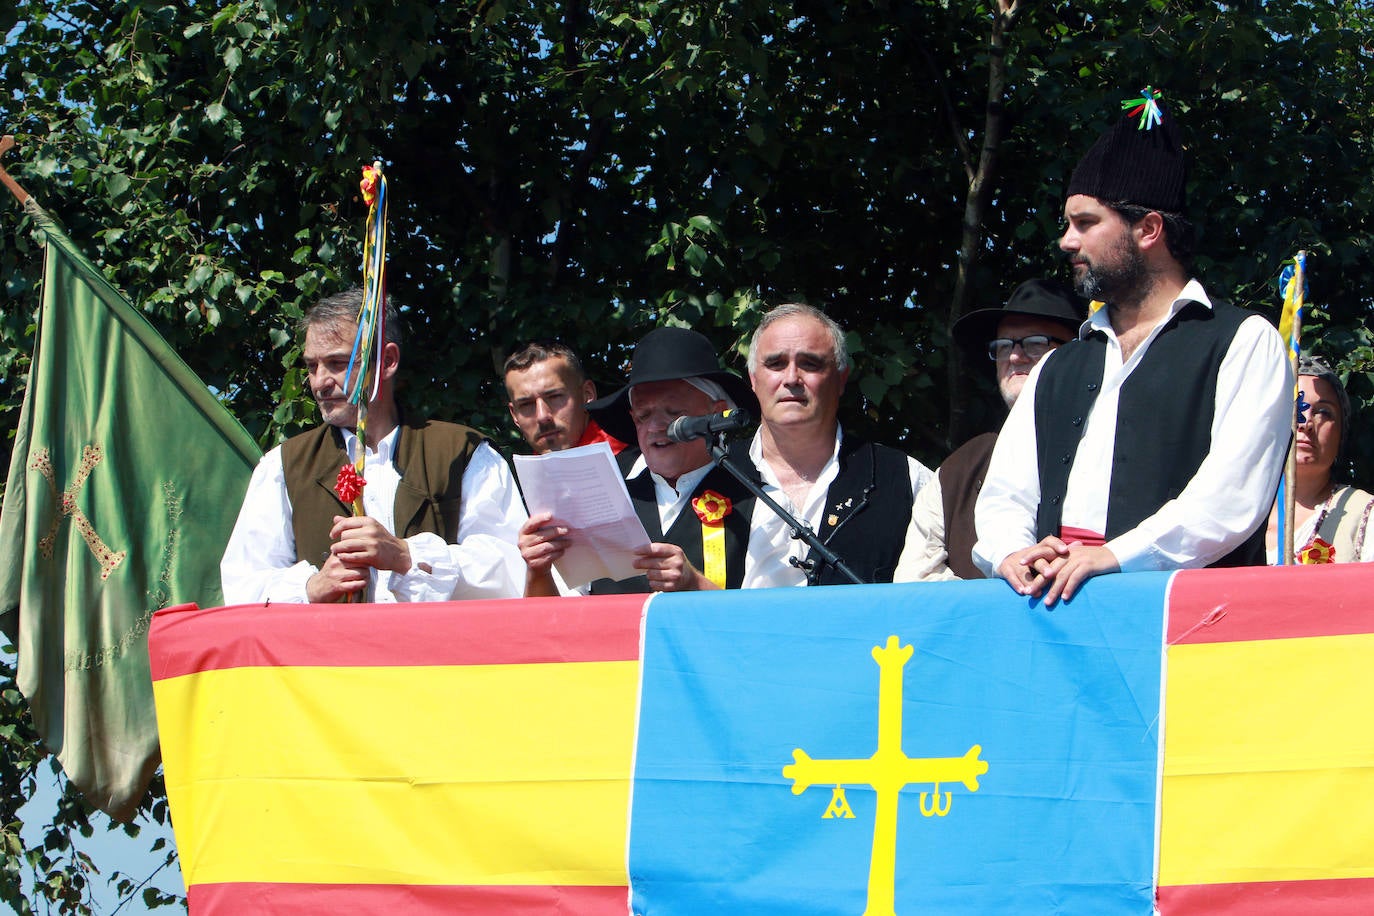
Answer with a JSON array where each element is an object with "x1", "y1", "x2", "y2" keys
[{"x1": 281, "y1": 415, "x2": 484, "y2": 569}]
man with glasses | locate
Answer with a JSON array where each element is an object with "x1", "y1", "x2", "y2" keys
[{"x1": 896, "y1": 280, "x2": 1085, "y2": 580}]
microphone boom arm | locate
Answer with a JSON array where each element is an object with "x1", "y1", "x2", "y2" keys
[{"x1": 706, "y1": 434, "x2": 865, "y2": 586}]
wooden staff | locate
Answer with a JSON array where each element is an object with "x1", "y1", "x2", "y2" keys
[{"x1": 0, "y1": 135, "x2": 35, "y2": 207}]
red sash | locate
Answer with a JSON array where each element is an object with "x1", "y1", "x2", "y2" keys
[{"x1": 1059, "y1": 525, "x2": 1106, "y2": 548}]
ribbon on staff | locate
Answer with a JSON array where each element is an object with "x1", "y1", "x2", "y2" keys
[{"x1": 1274, "y1": 251, "x2": 1307, "y2": 566}]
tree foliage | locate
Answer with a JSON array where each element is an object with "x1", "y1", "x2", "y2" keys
[{"x1": 3, "y1": 0, "x2": 1374, "y2": 906}]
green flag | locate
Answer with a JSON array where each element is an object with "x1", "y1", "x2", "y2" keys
[{"x1": 0, "y1": 199, "x2": 261, "y2": 820}]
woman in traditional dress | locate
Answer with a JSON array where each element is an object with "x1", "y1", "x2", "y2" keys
[{"x1": 1267, "y1": 355, "x2": 1374, "y2": 564}]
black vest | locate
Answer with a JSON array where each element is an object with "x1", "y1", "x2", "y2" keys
[
  {"x1": 729, "y1": 436, "x2": 915, "y2": 585},
  {"x1": 1033, "y1": 299, "x2": 1264, "y2": 567},
  {"x1": 589, "y1": 464, "x2": 754, "y2": 594}
]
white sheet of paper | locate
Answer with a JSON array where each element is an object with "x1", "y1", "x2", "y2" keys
[{"x1": 513, "y1": 441, "x2": 651, "y2": 587}]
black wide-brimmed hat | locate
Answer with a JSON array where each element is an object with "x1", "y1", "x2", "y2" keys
[
  {"x1": 587, "y1": 327, "x2": 758, "y2": 444},
  {"x1": 952, "y1": 279, "x2": 1087, "y2": 350}
]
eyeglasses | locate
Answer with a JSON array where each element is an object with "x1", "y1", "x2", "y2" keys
[{"x1": 987, "y1": 335, "x2": 1067, "y2": 361}]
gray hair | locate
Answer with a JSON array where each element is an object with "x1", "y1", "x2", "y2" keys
[
  {"x1": 746, "y1": 302, "x2": 850, "y2": 374},
  {"x1": 628, "y1": 376, "x2": 737, "y2": 410},
  {"x1": 298, "y1": 287, "x2": 403, "y2": 349}
]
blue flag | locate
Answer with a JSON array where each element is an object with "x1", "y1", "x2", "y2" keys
[{"x1": 628, "y1": 577, "x2": 1168, "y2": 914}]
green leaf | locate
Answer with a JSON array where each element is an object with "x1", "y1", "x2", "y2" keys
[{"x1": 858, "y1": 373, "x2": 889, "y2": 405}]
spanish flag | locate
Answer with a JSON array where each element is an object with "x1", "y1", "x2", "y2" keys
[
  {"x1": 150, "y1": 597, "x2": 643, "y2": 913},
  {"x1": 1157, "y1": 564, "x2": 1374, "y2": 913}
]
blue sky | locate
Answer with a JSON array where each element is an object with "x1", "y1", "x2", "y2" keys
[{"x1": 18, "y1": 770, "x2": 184, "y2": 914}]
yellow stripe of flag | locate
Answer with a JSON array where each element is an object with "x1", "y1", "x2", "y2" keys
[
  {"x1": 1161, "y1": 633, "x2": 1374, "y2": 886},
  {"x1": 155, "y1": 660, "x2": 637, "y2": 888}
]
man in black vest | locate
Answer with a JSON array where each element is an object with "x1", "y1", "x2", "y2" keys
[
  {"x1": 220, "y1": 289, "x2": 527, "y2": 604},
  {"x1": 737, "y1": 303, "x2": 933, "y2": 586},
  {"x1": 518, "y1": 327, "x2": 757, "y2": 595},
  {"x1": 972, "y1": 92, "x2": 1292, "y2": 605},
  {"x1": 896, "y1": 280, "x2": 1084, "y2": 581}
]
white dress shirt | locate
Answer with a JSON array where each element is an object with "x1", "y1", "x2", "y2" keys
[
  {"x1": 972, "y1": 280, "x2": 1293, "y2": 576},
  {"x1": 892, "y1": 470, "x2": 959, "y2": 582},
  {"x1": 617, "y1": 454, "x2": 721, "y2": 534},
  {"x1": 742, "y1": 428, "x2": 934, "y2": 588},
  {"x1": 220, "y1": 426, "x2": 527, "y2": 604}
]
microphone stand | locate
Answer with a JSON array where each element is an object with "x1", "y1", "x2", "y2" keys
[{"x1": 705, "y1": 433, "x2": 864, "y2": 586}]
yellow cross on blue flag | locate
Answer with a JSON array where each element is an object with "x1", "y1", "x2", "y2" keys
[{"x1": 628, "y1": 576, "x2": 1168, "y2": 914}]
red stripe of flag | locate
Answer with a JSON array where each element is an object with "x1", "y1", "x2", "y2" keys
[
  {"x1": 149, "y1": 596, "x2": 646, "y2": 679},
  {"x1": 190, "y1": 882, "x2": 630, "y2": 914},
  {"x1": 1158, "y1": 876, "x2": 1374, "y2": 914},
  {"x1": 1168, "y1": 565, "x2": 1374, "y2": 645}
]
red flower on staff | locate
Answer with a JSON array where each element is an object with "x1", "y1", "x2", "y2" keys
[
  {"x1": 335, "y1": 463, "x2": 366, "y2": 506},
  {"x1": 1297, "y1": 537, "x2": 1335, "y2": 565},
  {"x1": 692, "y1": 490, "x2": 732, "y2": 526},
  {"x1": 360, "y1": 165, "x2": 380, "y2": 207}
]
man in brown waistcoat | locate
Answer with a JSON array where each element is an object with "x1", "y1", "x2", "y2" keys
[
  {"x1": 895, "y1": 280, "x2": 1084, "y2": 581},
  {"x1": 220, "y1": 289, "x2": 526, "y2": 604}
]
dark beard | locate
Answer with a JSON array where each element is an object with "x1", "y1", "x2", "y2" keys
[{"x1": 1072, "y1": 233, "x2": 1148, "y2": 303}]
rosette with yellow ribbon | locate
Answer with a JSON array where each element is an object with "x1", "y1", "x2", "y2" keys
[
  {"x1": 1296, "y1": 537, "x2": 1335, "y2": 565},
  {"x1": 691, "y1": 490, "x2": 733, "y2": 588}
]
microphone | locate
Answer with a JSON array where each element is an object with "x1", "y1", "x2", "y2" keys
[{"x1": 666, "y1": 408, "x2": 753, "y2": 443}]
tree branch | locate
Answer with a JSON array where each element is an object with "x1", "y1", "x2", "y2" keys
[
  {"x1": 0, "y1": 135, "x2": 35, "y2": 207},
  {"x1": 946, "y1": 0, "x2": 1023, "y2": 446}
]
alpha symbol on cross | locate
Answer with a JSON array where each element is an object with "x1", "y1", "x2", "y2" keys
[
  {"x1": 29, "y1": 445, "x2": 126, "y2": 580},
  {"x1": 782, "y1": 635, "x2": 988, "y2": 916}
]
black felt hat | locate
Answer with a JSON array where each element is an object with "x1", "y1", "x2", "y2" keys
[
  {"x1": 1067, "y1": 89, "x2": 1188, "y2": 213},
  {"x1": 587, "y1": 327, "x2": 758, "y2": 445},
  {"x1": 952, "y1": 279, "x2": 1087, "y2": 350}
]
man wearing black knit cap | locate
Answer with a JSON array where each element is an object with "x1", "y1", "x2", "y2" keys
[{"x1": 972, "y1": 89, "x2": 1293, "y2": 604}]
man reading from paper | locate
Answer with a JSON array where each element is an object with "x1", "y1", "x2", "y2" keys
[{"x1": 519, "y1": 327, "x2": 757, "y2": 596}]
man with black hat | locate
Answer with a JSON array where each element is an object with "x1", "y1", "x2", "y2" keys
[
  {"x1": 518, "y1": 327, "x2": 757, "y2": 595},
  {"x1": 896, "y1": 280, "x2": 1085, "y2": 581},
  {"x1": 972, "y1": 90, "x2": 1292, "y2": 604}
]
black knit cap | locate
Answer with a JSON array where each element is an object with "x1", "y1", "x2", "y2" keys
[{"x1": 1067, "y1": 89, "x2": 1188, "y2": 213}]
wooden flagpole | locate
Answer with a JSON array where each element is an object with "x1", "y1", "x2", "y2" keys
[{"x1": 0, "y1": 135, "x2": 35, "y2": 207}]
